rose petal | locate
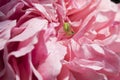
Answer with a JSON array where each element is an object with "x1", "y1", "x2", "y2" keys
[
  {"x1": 9, "y1": 17, "x2": 48, "y2": 42},
  {"x1": 37, "y1": 38, "x2": 67, "y2": 80},
  {"x1": 0, "y1": 20, "x2": 16, "y2": 50}
]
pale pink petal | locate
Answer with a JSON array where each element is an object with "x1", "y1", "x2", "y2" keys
[
  {"x1": 115, "y1": 4, "x2": 120, "y2": 21},
  {"x1": 65, "y1": 59, "x2": 108, "y2": 80},
  {"x1": 37, "y1": 38, "x2": 67, "y2": 80},
  {"x1": 91, "y1": 11, "x2": 116, "y2": 32},
  {"x1": 8, "y1": 40, "x2": 34, "y2": 57},
  {"x1": 66, "y1": 0, "x2": 100, "y2": 21},
  {"x1": 32, "y1": 2, "x2": 57, "y2": 21},
  {"x1": 0, "y1": 0, "x2": 24, "y2": 20},
  {"x1": 0, "y1": 20, "x2": 16, "y2": 50},
  {"x1": 98, "y1": 0, "x2": 119, "y2": 12},
  {"x1": 58, "y1": 65, "x2": 76, "y2": 80},
  {"x1": 9, "y1": 17, "x2": 48, "y2": 42}
]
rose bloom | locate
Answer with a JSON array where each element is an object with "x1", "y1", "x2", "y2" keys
[{"x1": 0, "y1": 0, "x2": 120, "y2": 80}]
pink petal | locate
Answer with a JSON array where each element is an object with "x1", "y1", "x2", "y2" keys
[
  {"x1": 37, "y1": 38, "x2": 67, "y2": 80},
  {"x1": 9, "y1": 17, "x2": 48, "y2": 42},
  {"x1": 0, "y1": 20, "x2": 16, "y2": 50}
]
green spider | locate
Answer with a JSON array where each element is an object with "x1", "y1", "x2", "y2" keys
[{"x1": 63, "y1": 22, "x2": 74, "y2": 36}]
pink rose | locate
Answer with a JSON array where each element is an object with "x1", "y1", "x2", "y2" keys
[{"x1": 0, "y1": 0, "x2": 120, "y2": 80}]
